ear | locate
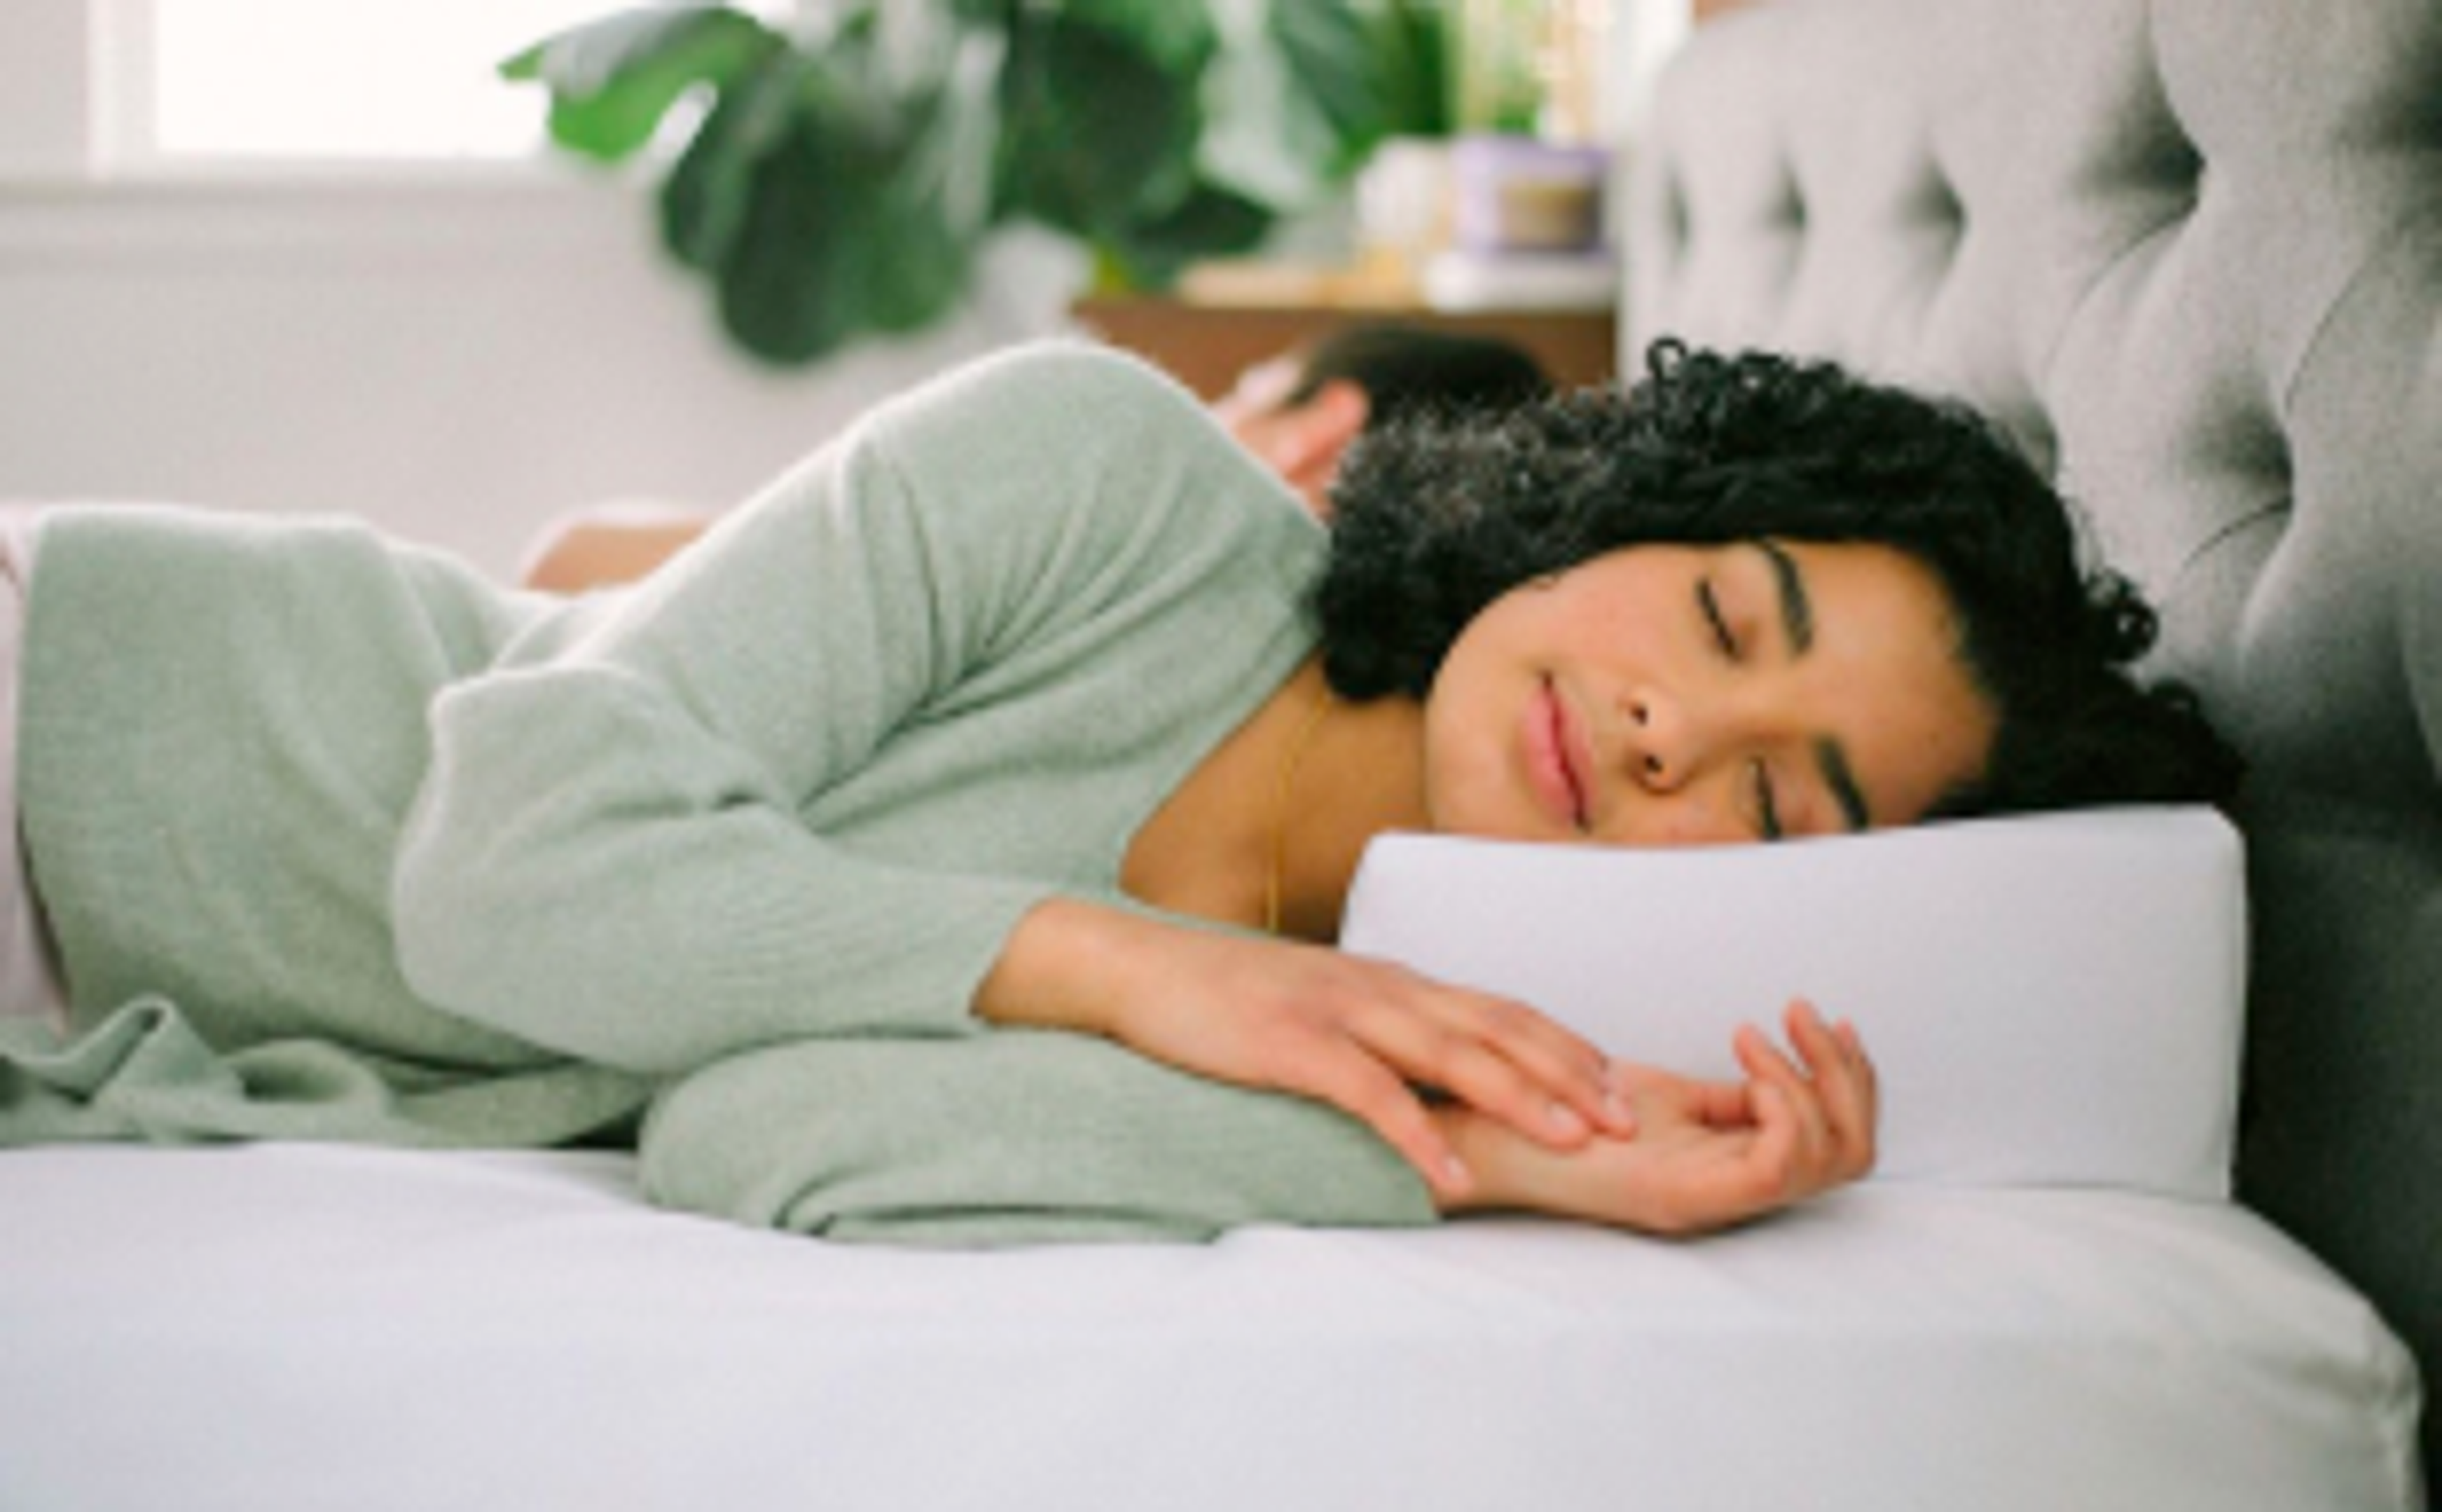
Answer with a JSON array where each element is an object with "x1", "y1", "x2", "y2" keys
[{"x1": 1276, "y1": 380, "x2": 1371, "y2": 481}]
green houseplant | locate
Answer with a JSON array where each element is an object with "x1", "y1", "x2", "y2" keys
[{"x1": 504, "y1": 1, "x2": 1453, "y2": 366}]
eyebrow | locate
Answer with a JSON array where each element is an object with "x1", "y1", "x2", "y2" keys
[
  {"x1": 1754, "y1": 539, "x2": 1814, "y2": 654},
  {"x1": 1753, "y1": 540, "x2": 1870, "y2": 830}
]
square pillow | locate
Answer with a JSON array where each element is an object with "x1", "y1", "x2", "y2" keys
[{"x1": 1339, "y1": 808, "x2": 2245, "y2": 1200}]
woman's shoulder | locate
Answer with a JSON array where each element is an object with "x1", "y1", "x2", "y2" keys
[
  {"x1": 866, "y1": 340, "x2": 1225, "y2": 476},
  {"x1": 904, "y1": 338, "x2": 1204, "y2": 422},
  {"x1": 860, "y1": 340, "x2": 1315, "y2": 552}
]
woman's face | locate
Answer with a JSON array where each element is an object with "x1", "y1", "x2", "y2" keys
[{"x1": 1421, "y1": 540, "x2": 1997, "y2": 846}]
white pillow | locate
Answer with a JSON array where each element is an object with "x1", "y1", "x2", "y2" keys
[{"x1": 1339, "y1": 808, "x2": 2246, "y2": 1201}]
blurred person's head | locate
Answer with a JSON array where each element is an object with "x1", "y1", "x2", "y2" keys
[{"x1": 1214, "y1": 324, "x2": 1551, "y2": 516}]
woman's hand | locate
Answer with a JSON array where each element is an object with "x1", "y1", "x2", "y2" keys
[
  {"x1": 974, "y1": 898, "x2": 1636, "y2": 1199},
  {"x1": 1437, "y1": 1001, "x2": 1879, "y2": 1235}
]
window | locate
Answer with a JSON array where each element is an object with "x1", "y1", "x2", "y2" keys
[{"x1": 107, "y1": 0, "x2": 632, "y2": 164}]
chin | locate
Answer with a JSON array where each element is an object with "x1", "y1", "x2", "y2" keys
[{"x1": 1426, "y1": 790, "x2": 1561, "y2": 844}]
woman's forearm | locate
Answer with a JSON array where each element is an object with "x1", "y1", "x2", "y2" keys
[
  {"x1": 640, "y1": 1033, "x2": 1437, "y2": 1244},
  {"x1": 971, "y1": 897, "x2": 1633, "y2": 1202}
]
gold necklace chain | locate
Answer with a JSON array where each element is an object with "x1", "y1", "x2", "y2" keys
[{"x1": 1264, "y1": 679, "x2": 1335, "y2": 936}]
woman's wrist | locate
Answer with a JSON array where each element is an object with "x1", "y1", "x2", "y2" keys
[
  {"x1": 1428, "y1": 1106, "x2": 1511, "y2": 1216},
  {"x1": 971, "y1": 895, "x2": 1145, "y2": 1038},
  {"x1": 1425, "y1": 1104, "x2": 1643, "y2": 1225}
]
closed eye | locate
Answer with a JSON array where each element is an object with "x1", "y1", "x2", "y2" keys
[
  {"x1": 1697, "y1": 579, "x2": 1739, "y2": 659},
  {"x1": 1749, "y1": 757, "x2": 1784, "y2": 841}
]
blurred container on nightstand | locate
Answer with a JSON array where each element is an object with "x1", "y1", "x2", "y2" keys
[
  {"x1": 1424, "y1": 0, "x2": 1617, "y2": 312},
  {"x1": 1352, "y1": 137, "x2": 1458, "y2": 304}
]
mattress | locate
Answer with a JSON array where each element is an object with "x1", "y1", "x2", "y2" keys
[{"x1": 0, "y1": 1143, "x2": 2420, "y2": 1510}]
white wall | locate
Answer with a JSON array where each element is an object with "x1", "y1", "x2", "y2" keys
[
  {"x1": 0, "y1": 0, "x2": 97, "y2": 177},
  {"x1": 0, "y1": 171, "x2": 1079, "y2": 577}
]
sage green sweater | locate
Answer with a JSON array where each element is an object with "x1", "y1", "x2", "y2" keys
[{"x1": 0, "y1": 343, "x2": 1433, "y2": 1242}]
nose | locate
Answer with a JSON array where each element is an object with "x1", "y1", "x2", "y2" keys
[{"x1": 1622, "y1": 688, "x2": 1698, "y2": 792}]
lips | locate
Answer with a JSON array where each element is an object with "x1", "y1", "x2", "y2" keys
[{"x1": 1526, "y1": 675, "x2": 1590, "y2": 830}]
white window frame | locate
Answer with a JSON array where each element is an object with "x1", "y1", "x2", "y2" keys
[
  {"x1": 4, "y1": 0, "x2": 607, "y2": 182},
  {"x1": 89, "y1": 0, "x2": 158, "y2": 171},
  {"x1": 0, "y1": 0, "x2": 637, "y2": 276}
]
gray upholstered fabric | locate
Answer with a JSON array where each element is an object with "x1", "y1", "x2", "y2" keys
[{"x1": 1628, "y1": 0, "x2": 2439, "y2": 1473}]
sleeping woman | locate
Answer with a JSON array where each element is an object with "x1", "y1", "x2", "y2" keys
[{"x1": 0, "y1": 341, "x2": 2239, "y2": 1244}]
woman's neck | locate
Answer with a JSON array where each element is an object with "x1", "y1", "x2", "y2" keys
[{"x1": 1272, "y1": 665, "x2": 1430, "y2": 942}]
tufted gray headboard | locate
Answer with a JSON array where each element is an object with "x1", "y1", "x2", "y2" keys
[{"x1": 1628, "y1": 0, "x2": 2441, "y2": 1469}]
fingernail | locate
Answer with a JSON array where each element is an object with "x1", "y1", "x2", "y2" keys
[
  {"x1": 1604, "y1": 1090, "x2": 1634, "y2": 1129},
  {"x1": 1442, "y1": 1155, "x2": 1474, "y2": 1193},
  {"x1": 1548, "y1": 1101, "x2": 1589, "y2": 1138}
]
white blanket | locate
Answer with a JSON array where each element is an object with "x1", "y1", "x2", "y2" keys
[{"x1": 0, "y1": 1144, "x2": 2418, "y2": 1511}]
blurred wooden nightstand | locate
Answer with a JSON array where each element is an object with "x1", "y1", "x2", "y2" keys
[{"x1": 1072, "y1": 292, "x2": 1618, "y2": 401}]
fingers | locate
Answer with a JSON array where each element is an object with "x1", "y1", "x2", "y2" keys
[
  {"x1": 1742, "y1": 1080, "x2": 1800, "y2": 1199},
  {"x1": 1612, "y1": 1059, "x2": 1750, "y2": 1129},
  {"x1": 1290, "y1": 1029, "x2": 1475, "y2": 1201},
  {"x1": 1353, "y1": 978, "x2": 1634, "y2": 1148},
  {"x1": 1730, "y1": 1000, "x2": 1879, "y2": 1199},
  {"x1": 1734, "y1": 1019, "x2": 1828, "y2": 1178},
  {"x1": 1809, "y1": 1009, "x2": 1878, "y2": 1177}
]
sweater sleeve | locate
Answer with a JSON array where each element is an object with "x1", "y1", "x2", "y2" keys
[
  {"x1": 637, "y1": 1030, "x2": 1438, "y2": 1244},
  {"x1": 391, "y1": 343, "x2": 1231, "y2": 1073}
]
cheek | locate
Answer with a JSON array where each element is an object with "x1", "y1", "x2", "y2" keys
[
  {"x1": 1877, "y1": 674, "x2": 2001, "y2": 815},
  {"x1": 1597, "y1": 792, "x2": 1748, "y2": 849},
  {"x1": 1418, "y1": 716, "x2": 1508, "y2": 835}
]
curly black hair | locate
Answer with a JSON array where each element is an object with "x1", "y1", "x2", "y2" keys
[{"x1": 1313, "y1": 340, "x2": 2243, "y2": 819}]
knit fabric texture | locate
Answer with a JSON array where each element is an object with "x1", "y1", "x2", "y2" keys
[{"x1": 0, "y1": 343, "x2": 1435, "y2": 1242}]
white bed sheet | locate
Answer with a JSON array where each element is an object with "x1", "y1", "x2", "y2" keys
[{"x1": 0, "y1": 1144, "x2": 2419, "y2": 1511}]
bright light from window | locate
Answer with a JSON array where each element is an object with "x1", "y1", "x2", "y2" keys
[{"x1": 151, "y1": 1, "x2": 623, "y2": 158}]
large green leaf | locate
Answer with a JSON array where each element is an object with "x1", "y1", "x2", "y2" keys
[
  {"x1": 1197, "y1": 0, "x2": 1384, "y2": 211},
  {"x1": 503, "y1": 4, "x2": 782, "y2": 163},
  {"x1": 1266, "y1": 0, "x2": 1389, "y2": 170},
  {"x1": 1100, "y1": 179, "x2": 1273, "y2": 289},
  {"x1": 1367, "y1": 0, "x2": 1454, "y2": 137},
  {"x1": 993, "y1": 14, "x2": 1204, "y2": 238},
  {"x1": 1049, "y1": 0, "x2": 1218, "y2": 76},
  {"x1": 711, "y1": 113, "x2": 851, "y2": 363},
  {"x1": 828, "y1": 88, "x2": 976, "y2": 335},
  {"x1": 658, "y1": 46, "x2": 802, "y2": 273},
  {"x1": 694, "y1": 50, "x2": 976, "y2": 364}
]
